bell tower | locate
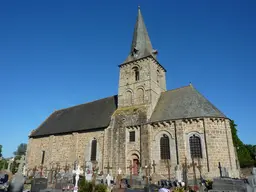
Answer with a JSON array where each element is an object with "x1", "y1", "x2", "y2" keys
[{"x1": 118, "y1": 7, "x2": 167, "y2": 116}]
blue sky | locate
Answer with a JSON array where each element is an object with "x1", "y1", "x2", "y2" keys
[{"x1": 0, "y1": 0, "x2": 255, "y2": 157}]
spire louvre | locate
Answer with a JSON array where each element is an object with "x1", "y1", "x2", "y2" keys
[{"x1": 124, "y1": 7, "x2": 157, "y2": 63}]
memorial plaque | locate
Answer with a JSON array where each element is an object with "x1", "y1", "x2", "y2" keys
[{"x1": 31, "y1": 178, "x2": 48, "y2": 192}]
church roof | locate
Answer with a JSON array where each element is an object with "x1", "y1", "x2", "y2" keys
[
  {"x1": 123, "y1": 6, "x2": 158, "y2": 64},
  {"x1": 150, "y1": 85, "x2": 226, "y2": 122},
  {"x1": 30, "y1": 95, "x2": 118, "y2": 138}
]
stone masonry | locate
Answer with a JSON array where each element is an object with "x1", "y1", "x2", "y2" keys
[{"x1": 26, "y1": 7, "x2": 240, "y2": 181}]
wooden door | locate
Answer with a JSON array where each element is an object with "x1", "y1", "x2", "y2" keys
[{"x1": 133, "y1": 159, "x2": 139, "y2": 175}]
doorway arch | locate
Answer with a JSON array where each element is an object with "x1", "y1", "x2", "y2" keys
[{"x1": 131, "y1": 153, "x2": 140, "y2": 175}]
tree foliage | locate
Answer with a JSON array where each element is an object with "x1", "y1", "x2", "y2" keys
[
  {"x1": 230, "y1": 120, "x2": 255, "y2": 168},
  {"x1": 0, "y1": 145, "x2": 2, "y2": 158},
  {"x1": 0, "y1": 159, "x2": 7, "y2": 170},
  {"x1": 13, "y1": 143, "x2": 27, "y2": 156}
]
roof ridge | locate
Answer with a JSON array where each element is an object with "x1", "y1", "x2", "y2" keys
[
  {"x1": 55, "y1": 95, "x2": 117, "y2": 112},
  {"x1": 165, "y1": 84, "x2": 191, "y2": 93}
]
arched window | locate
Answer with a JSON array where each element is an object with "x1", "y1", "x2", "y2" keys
[
  {"x1": 126, "y1": 91, "x2": 132, "y2": 105},
  {"x1": 160, "y1": 134, "x2": 170, "y2": 160},
  {"x1": 91, "y1": 139, "x2": 97, "y2": 161},
  {"x1": 189, "y1": 135, "x2": 202, "y2": 159},
  {"x1": 136, "y1": 88, "x2": 144, "y2": 104},
  {"x1": 133, "y1": 67, "x2": 140, "y2": 81}
]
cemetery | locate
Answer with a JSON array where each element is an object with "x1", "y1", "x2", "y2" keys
[{"x1": 1, "y1": 153, "x2": 256, "y2": 192}]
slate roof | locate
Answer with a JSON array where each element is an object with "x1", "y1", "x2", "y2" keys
[
  {"x1": 30, "y1": 95, "x2": 118, "y2": 138},
  {"x1": 150, "y1": 85, "x2": 226, "y2": 122},
  {"x1": 123, "y1": 7, "x2": 158, "y2": 64}
]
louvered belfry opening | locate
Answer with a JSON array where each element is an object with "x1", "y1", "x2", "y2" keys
[
  {"x1": 160, "y1": 134, "x2": 170, "y2": 159},
  {"x1": 189, "y1": 134, "x2": 202, "y2": 158},
  {"x1": 129, "y1": 131, "x2": 135, "y2": 142},
  {"x1": 91, "y1": 139, "x2": 97, "y2": 161}
]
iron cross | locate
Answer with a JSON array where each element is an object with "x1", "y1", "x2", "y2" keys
[{"x1": 104, "y1": 161, "x2": 112, "y2": 174}]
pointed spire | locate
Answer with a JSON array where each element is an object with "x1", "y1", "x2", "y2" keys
[{"x1": 124, "y1": 6, "x2": 157, "y2": 63}]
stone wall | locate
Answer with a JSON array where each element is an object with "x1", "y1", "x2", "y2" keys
[
  {"x1": 118, "y1": 57, "x2": 166, "y2": 118},
  {"x1": 27, "y1": 116, "x2": 239, "y2": 180},
  {"x1": 146, "y1": 118, "x2": 240, "y2": 179},
  {"x1": 26, "y1": 130, "x2": 105, "y2": 172}
]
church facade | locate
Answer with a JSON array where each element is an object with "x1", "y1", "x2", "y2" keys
[{"x1": 26, "y1": 8, "x2": 240, "y2": 180}]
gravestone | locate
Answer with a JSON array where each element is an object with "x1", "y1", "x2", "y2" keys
[
  {"x1": 16, "y1": 155, "x2": 26, "y2": 174},
  {"x1": 9, "y1": 173, "x2": 26, "y2": 192},
  {"x1": 55, "y1": 172, "x2": 73, "y2": 190},
  {"x1": 85, "y1": 161, "x2": 92, "y2": 181},
  {"x1": 247, "y1": 167, "x2": 256, "y2": 192},
  {"x1": 210, "y1": 177, "x2": 247, "y2": 192},
  {"x1": 0, "y1": 173, "x2": 9, "y2": 192},
  {"x1": 106, "y1": 174, "x2": 112, "y2": 186},
  {"x1": 7, "y1": 159, "x2": 13, "y2": 172},
  {"x1": 31, "y1": 178, "x2": 48, "y2": 192},
  {"x1": 175, "y1": 165, "x2": 182, "y2": 182}
]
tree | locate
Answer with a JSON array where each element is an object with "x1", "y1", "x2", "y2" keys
[
  {"x1": 0, "y1": 145, "x2": 2, "y2": 158},
  {"x1": 0, "y1": 159, "x2": 8, "y2": 170},
  {"x1": 13, "y1": 143, "x2": 27, "y2": 156},
  {"x1": 245, "y1": 144, "x2": 256, "y2": 160},
  {"x1": 230, "y1": 120, "x2": 254, "y2": 167}
]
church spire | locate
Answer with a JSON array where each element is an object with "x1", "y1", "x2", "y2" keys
[{"x1": 124, "y1": 6, "x2": 157, "y2": 63}]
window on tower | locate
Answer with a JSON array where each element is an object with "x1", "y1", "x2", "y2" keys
[
  {"x1": 133, "y1": 67, "x2": 140, "y2": 81},
  {"x1": 129, "y1": 131, "x2": 135, "y2": 142},
  {"x1": 160, "y1": 134, "x2": 171, "y2": 160},
  {"x1": 189, "y1": 135, "x2": 202, "y2": 159}
]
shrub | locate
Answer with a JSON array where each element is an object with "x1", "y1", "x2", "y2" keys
[
  {"x1": 78, "y1": 178, "x2": 92, "y2": 192},
  {"x1": 95, "y1": 184, "x2": 107, "y2": 192},
  {"x1": 240, "y1": 160, "x2": 255, "y2": 168},
  {"x1": 78, "y1": 178, "x2": 107, "y2": 192},
  {"x1": 173, "y1": 187, "x2": 185, "y2": 192}
]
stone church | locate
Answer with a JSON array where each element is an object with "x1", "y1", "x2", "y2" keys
[{"x1": 26, "y1": 7, "x2": 240, "y2": 179}]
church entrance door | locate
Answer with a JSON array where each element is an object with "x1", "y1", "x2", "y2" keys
[{"x1": 132, "y1": 159, "x2": 139, "y2": 175}]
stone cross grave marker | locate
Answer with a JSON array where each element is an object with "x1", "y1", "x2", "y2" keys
[
  {"x1": 117, "y1": 168, "x2": 122, "y2": 188},
  {"x1": 16, "y1": 155, "x2": 26, "y2": 174},
  {"x1": 106, "y1": 174, "x2": 112, "y2": 186},
  {"x1": 127, "y1": 160, "x2": 134, "y2": 186},
  {"x1": 104, "y1": 161, "x2": 112, "y2": 174},
  {"x1": 182, "y1": 157, "x2": 191, "y2": 189},
  {"x1": 118, "y1": 168, "x2": 122, "y2": 175},
  {"x1": 196, "y1": 158, "x2": 203, "y2": 179},
  {"x1": 165, "y1": 159, "x2": 171, "y2": 181},
  {"x1": 152, "y1": 160, "x2": 156, "y2": 174},
  {"x1": 175, "y1": 164, "x2": 182, "y2": 182},
  {"x1": 190, "y1": 158, "x2": 198, "y2": 189},
  {"x1": 7, "y1": 159, "x2": 13, "y2": 171},
  {"x1": 63, "y1": 162, "x2": 70, "y2": 173},
  {"x1": 72, "y1": 164, "x2": 83, "y2": 192},
  {"x1": 143, "y1": 160, "x2": 151, "y2": 185}
]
